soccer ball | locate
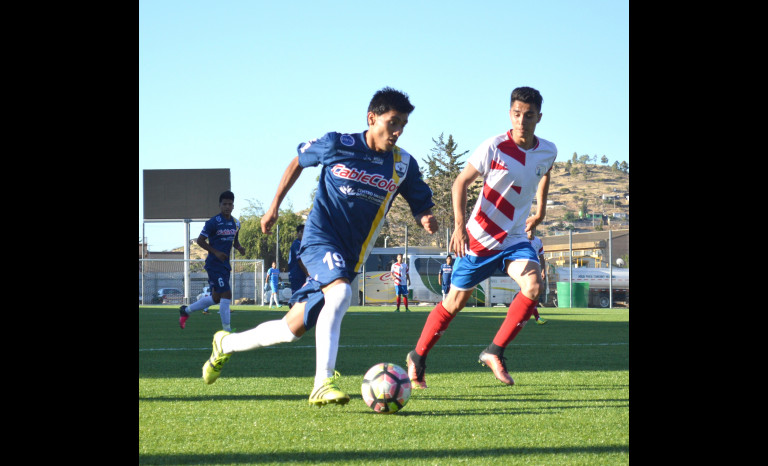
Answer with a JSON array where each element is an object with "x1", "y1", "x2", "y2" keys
[{"x1": 361, "y1": 362, "x2": 411, "y2": 414}]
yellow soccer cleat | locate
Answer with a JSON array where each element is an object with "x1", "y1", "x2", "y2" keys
[
  {"x1": 308, "y1": 371, "x2": 350, "y2": 407},
  {"x1": 202, "y1": 330, "x2": 231, "y2": 385}
]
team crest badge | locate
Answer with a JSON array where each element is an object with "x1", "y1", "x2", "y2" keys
[
  {"x1": 395, "y1": 161, "x2": 407, "y2": 177},
  {"x1": 340, "y1": 134, "x2": 355, "y2": 146}
]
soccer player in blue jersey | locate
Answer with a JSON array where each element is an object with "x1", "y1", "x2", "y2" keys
[
  {"x1": 265, "y1": 261, "x2": 281, "y2": 308},
  {"x1": 180, "y1": 190, "x2": 246, "y2": 331},
  {"x1": 200, "y1": 87, "x2": 439, "y2": 406},
  {"x1": 288, "y1": 224, "x2": 308, "y2": 294},
  {"x1": 438, "y1": 254, "x2": 453, "y2": 301}
]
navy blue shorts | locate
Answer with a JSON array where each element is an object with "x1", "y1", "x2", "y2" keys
[
  {"x1": 289, "y1": 274, "x2": 307, "y2": 294},
  {"x1": 205, "y1": 264, "x2": 231, "y2": 293},
  {"x1": 450, "y1": 241, "x2": 539, "y2": 291},
  {"x1": 394, "y1": 284, "x2": 408, "y2": 296},
  {"x1": 289, "y1": 278, "x2": 326, "y2": 330},
  {"x1": 288, "y1": 244, "x2": 358, "y2": 330}
]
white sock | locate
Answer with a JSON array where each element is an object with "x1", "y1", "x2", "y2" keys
[
  {"x1": 221, "y1": 317, "x2": 299, "y2": 353},
  {"x1": 187, "y1": 295, "x2": 216, "y2": 313},
  {"x1": 219, "y1": 298, "x2": 231, "y2": 331},
  {"x1": 314, "y1": 283, "x2": 351, "y2": 388}
]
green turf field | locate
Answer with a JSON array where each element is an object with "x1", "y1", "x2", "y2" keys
[{"x1": 139, "y1": 304, "x2": 629, "y2": 465}]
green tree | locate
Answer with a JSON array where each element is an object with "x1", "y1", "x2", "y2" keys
[
  {"x1": 379, "y1": 133, "x2": 471, "y2": 249},
  {"x1": 421, "y1": 133, "x2": 469, "y2": 231},
  {"x1": 237, "y1": 199, "x2": 305, "y2": 268},
  {"x1": 619, "y1": 161, "x2": 629, "y2": 173}
]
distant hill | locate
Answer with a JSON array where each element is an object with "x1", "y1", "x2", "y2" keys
[
  {"x1": 171, "y1": 241, "x2": 208, "y2": 258},
  {"x1": 169, "y1": 162, "x2": 629, "y2": 253},
  {"x1": 541, "y1": 162, "x2": 629, "y2": 234}
]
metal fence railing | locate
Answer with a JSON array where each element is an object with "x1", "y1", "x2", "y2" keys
[{"x1": 139, "y1": 259, "x2": 265, "y2": 306}]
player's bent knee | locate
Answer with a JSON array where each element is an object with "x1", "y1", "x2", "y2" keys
[
  {"x1": 520, "y1": 281, "x2": 542, "y2": 301},
  {"x1": 323, "y1": 282, "x2": 352, "y2": 308}
]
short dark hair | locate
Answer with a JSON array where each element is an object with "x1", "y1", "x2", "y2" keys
[
  {"x1": 510, "y1": 86, "x2": 543, "y2": 112},
  {"x1": 368, "y1": 87, "x2": 415, "y2": 116},
  {"x1": 296, "y1": 224, "x2": 304, "y2": 233},
  {"x1": 219, "y1": 190, "x2": 234, "y2": 203}
]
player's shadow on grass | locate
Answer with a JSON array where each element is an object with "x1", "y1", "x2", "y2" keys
[
  {"x1": 139, "y1": 444, "x2": 629, "y2": 465},
  {"x1": 139, "y1": 394, "x2": 309, "y2": 402}
]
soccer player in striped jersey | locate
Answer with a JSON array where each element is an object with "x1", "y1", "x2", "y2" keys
[
  {"x1": 406, "y1": 86, "x2": 557, "y2": 388},
  {"x1": 200, "y1": 88, "x2": 438, "y2": 406},
  {"x1": 391, "y1": 254, "x2": 410, "y2": 312}
]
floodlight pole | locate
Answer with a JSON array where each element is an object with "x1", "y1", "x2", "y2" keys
[
  {"x1": 141, "y1": 223, "x2": 146, "y2": 305},
  {"x1": 609, "y1": 229, "x2": 613, "y2": 309},
  {"x1": 184, "y1": 219, "x2": 191, "y2": 305},
  {"x1": 275, "y1": 223, "x2": 279, "y2": 274},
  {"x1": 569, "y1": 229, "x2": 573, "y2": 308}
]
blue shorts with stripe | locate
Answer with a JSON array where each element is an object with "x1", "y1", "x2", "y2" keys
[
  {"x1": 288, "y1": 243, "x2": 358, "y2": 330},
  {"x1": 450, "y1": 241, "x2": 539, "y2": 291},
  {"x1": 394, "y1": 284, "x2": 408, "y2": 296}
]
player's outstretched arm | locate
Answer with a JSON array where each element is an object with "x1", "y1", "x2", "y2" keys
[{"x1": 262, "y1": 156, "x2": 304, "y2": 234}]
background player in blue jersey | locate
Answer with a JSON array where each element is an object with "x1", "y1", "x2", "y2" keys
[
  {"x1": 180, "y1": 191, "x2": 246, "y2": 331},
  {"x1": 265, "y1": 262, "x2": 281, "y2": 308},
  {"x1": 288, "y1": 224, "x2": 308, "y2": 293},
  {"x1": 200, "y1": 88, "x2": 438, "y2": 406},
  {"x1": 438, "y1": 254, "x2": 453, "y2": 301}
]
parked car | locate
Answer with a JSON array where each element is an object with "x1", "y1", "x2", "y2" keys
[
  {"x1": 263, "y1": 281, "x2": 293, "y2": 304},
  {"x1": 156, "y1": 287, "x2": 183, "y2": 304}
]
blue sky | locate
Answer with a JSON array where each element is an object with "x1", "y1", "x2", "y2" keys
[{"x1": 139, "y1": 0, "x2": 629, "y2": 252}]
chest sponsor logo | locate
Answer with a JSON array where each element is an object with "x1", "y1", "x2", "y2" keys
[
  {"x1": 216, "y1": 228, "x2": 238, "y2": 236},
  {"x1": 331, "y1": 164, "x2": 398, "y2": 192}
]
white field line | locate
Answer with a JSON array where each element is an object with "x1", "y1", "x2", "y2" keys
[{"x1": 139, "y1": 342, "x2": 627, "y2": 352}]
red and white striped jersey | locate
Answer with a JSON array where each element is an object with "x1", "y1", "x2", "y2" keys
[
  {"x1": 465, "y1": 131, "x2": 557, "y2": 256},
  {"x1": 391, "y1": 262, "x2": 408, "y2": 285}
]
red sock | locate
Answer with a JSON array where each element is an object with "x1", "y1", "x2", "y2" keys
[
  {"x1": 403, "y1": 296, "x2": 409, "y2": 308},
  {"x1": 415, "y1": 302, "x2": 455, "y2": 357},
  {"x1": 396, "y1": 296, "x2": 401, "y2": 308},
  {"x1": 493, "y1": 292, "x2": 537, "y2": 348},
  {"x1": 532, "y1": 307, "x2": 540, "y2": 320}
]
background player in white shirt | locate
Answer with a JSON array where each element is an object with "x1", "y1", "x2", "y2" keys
[
  {"x1": 406, "y1": 86, "x2": 556, "y2": 388},
  {"x1": 391, "y1": 254, "x2": 411, "y2": 312}
]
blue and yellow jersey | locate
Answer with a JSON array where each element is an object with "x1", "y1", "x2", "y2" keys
[
  {"x1": 297, "y1": 131, "x2": 434, "y2": 273},
  {"x1": 199, "y1": 214, "x2": 241, "y2": 271}
]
